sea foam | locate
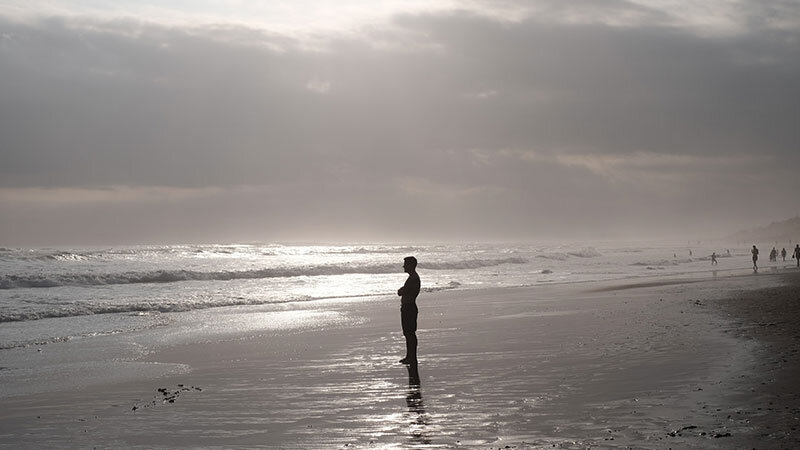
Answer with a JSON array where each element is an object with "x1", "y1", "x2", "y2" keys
[{"x1": 0, "y1": 257, "x2": 525, "y2": 290}]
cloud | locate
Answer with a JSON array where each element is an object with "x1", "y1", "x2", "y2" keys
[
  {"x1": 0, "y1": 3, "x2": 798, "y2": 243},
  {"x1": 0, "y1": 185, "x2": 227, "y2": 205},
  {"x1": 306, "y1": 79, "x2": 332, "y2": 93},
  {"x1": 552, "y1": 152, "x2": 767, "y2": 179},
  {"x1": 395, "y1": 176, "x2": 509, "y2": 200}
]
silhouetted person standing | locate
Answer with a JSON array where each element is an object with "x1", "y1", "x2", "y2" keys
[
  {"x1": 752, "y1": 245, "x2": 759, "y2": 271},
  {"x1": 781, "y1": 248, "x2": 787, "y2": 261},
  {"x1": 711, "y1": 252, "x2": 717, "y2": 265},
  {"x1": 398, "y1": 256, "x2": 420, "y2": 364},
  {"x1": 794, "y1": 245, "x2": 800, "y2": 267}
]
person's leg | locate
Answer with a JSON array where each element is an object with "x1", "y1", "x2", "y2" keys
[
  {"x1": 400, "y1": 308, "x2": 408, "y2": 361},
  {"x1": 400, "y1": 305, "x2": 418, "y2": 363},
  {"x1": 405, "y1": 332, "x2": 417, "y2": 362}
]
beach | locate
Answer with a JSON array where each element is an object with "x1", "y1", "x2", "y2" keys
[
  {"x1": 4, "y1": 0, "x2": 799, "y2": 447},
  {"x1": 2, "y1": 268, "x2": 800, "y2": 449}
]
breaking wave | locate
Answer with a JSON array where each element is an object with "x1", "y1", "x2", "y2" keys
[
  {"x1": 535, "y1": 248, "x2": 601, "y2": 259},
  {"x1": 0, "y1": 295, "x2": 309, "y2": 323},
  {"x1": 325, "y1": 246, "x2": 422, "y2": 254},
  {"x1": 536, "y1": 253, "x2": 569, "y2": 261},
  {"x1": 567, "y1": 247, "x2": 602, "y2": 258},
  {"x1": 422, "y1": 281, "x2": 462, "y2": 293},
  {"x1": 0, "y1": 258, "x2": 527, "y2": 290},
  {"x1": 0, "y1": 281, "x2": 464, "y2": 324}
]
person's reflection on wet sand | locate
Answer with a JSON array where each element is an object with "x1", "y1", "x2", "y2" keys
[{"x1": 405, "y1": 364, "x2": 430, "y2": 445}]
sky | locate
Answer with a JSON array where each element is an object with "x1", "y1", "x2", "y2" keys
[{"x1": 1, "y1": 0, "x2": 799, "y2": 245}]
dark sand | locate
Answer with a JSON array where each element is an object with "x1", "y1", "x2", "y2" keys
[
  {"x1": 701, "y1": 272, "x2": 800, "y2": 448},
  {"x1": 1, "y1": 271, "x2": 800, "y2": 448}
]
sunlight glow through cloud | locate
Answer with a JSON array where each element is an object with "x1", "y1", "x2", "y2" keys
[
  {"x1": 2, "y1": 0, "x2": 792, "y2": 37},
  {"x1": 1, "y1": 0, "x2": 798, "y2": 244},
  {"x1": 0, "y1": 0, "x2": 460, "y2": 35}
]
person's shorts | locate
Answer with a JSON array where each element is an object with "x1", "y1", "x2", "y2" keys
[{"x1": 401, "y1": 304, "x2": 418, "y2": 335}]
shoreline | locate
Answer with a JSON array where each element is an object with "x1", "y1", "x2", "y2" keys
[{"x1": 1, "y1": 270, "x2": 799, "y2": 447}]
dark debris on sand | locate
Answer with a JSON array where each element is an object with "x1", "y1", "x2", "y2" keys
[{"x1": 131, "y1": 384, "x2": 202, "y2": 412}]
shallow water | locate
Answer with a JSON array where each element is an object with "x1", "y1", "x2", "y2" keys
[
  {"x1": 0, "y1": 241, "x2": 786, "y2": 407},
  {"x1": 0, "y1": 241, "x2": 767, "y2": 345},
  {"x1": 0, "y1": 270, "x2": 784, "y2": 449}
]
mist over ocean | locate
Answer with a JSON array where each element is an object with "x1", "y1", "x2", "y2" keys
[{"x1": 0, "y1": 241, "x2": 752, "y2": 350}]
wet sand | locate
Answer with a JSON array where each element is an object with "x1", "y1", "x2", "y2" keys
[{"x1": 2, "y1": 270, "x2": 800, "y2": 448}]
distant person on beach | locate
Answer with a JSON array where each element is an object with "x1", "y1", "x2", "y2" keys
[
  {"x1": 752, "y1": 245, "x2": 759, "y2": 270},
  {"x1": 770, "y1": 247, "x2": 777, "y2": 262},
  {"x1": 711, "y1": 252, "x2": 717, "y2": 265},
  {"x1": 397, "y1": 256, "x2": 420, "y2": 365},
  {"x1": 781, "y1": 248, "x2": 787, "y2": 261},
  {"x1": 794, "y1": 245, "x2": 800, "y2": 267}
]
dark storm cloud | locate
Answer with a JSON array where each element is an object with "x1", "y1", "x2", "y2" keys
[{"x1": 0, "y1": 2, "x2": 798, "y2": 243}]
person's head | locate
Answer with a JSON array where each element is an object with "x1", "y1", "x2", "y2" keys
[{"x1": 403, "y1": 256, "x2": 417, "y2": 273}]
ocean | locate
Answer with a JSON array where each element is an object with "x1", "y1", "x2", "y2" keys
[
  {"x1": 1, "y1": 241, "x2": 756, "y2": 346},
  {"x1": 0, "y1": 241, "x2": 769, "y2": 397}
]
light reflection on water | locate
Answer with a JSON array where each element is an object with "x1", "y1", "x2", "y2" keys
[
  {"x1": 241, "y1": 342, "x2": 447, "y2": 448},
  {"x1": 405, "y1": 364, "x2": 432, "y2": 446},
  {"x1": 15, "y1": 309, "x2": 731, "y2": 449}
]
